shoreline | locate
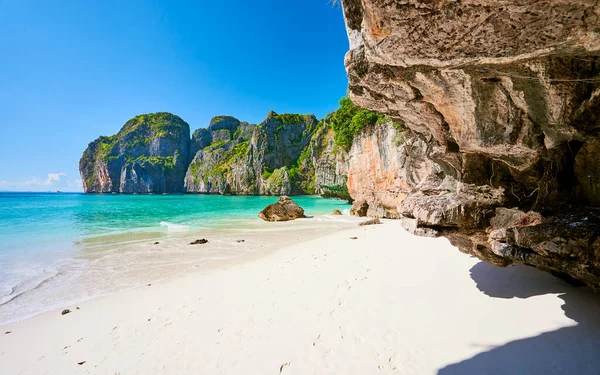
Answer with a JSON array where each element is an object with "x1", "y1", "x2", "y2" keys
[
  {"x1": 2, "y1": 220, "x2": 600, "y2": 374},
  {"x1": 0, "y1": 214, "x2": 360, "y2": 326}
]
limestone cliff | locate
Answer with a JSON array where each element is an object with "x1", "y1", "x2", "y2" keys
[
  {"x1": 79, "y1": 112, "x2": 190, "y2": 194},
  {"x1": 80, "y1": 110, "x2": 354, "y2": 197},
  {"x1": 308, "y1": 116, "x2": 350, "y2": 201},
  {"x1": 184, "y1": 112, "x2": 319, "y2": 195},
  {"x1": 340, "y1": 0, "x2": 600, "y2": 290},
  {"x1": 347, "y1": 122, "x2": 436, "y2": 217}
]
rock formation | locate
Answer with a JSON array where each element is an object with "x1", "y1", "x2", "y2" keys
[
  {"x1": 309, "y1": 116, "x2": 350, "y2": 201},
  {"x1": 80, "y1": 112, "x2": 190, "y2": 193},
  {"x1": 339, "y1": 0, "x2": 600, "y2": 290},
  {"x1": 81, "y1": 111, "x2": 351, "y2": 197},
  {"x1": 346, "y1": 122, "x2": 434, "y2": 217},
  {"x1": 258, "y1": 196, "x2": 306, "y2": 221},
  {"x1": 184, "y1": 112, "x2": 319, "y2": 195}
]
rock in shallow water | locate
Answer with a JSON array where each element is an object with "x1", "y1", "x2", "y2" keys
[{"x1": 258, "y1": 196, "x2": 305, "y2": 222}]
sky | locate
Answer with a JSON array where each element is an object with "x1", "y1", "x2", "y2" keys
[{"x1": 0, "y1": 0, "x2": 350, "y2": 192}]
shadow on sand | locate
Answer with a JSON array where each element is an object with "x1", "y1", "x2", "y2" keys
[{"x1": 438, "y1": 262, "x2": 600, "y2": 375}]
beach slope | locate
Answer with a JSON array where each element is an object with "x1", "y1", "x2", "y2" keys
[{"x1": 2, "y1": 220, "x2": 599, "y2": 374}]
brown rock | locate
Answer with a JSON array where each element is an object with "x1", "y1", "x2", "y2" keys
[
  {"x1": 346, "y1": 124, "x2": 432, "y2": 218},
  {"x1": 258, "y1": 196, "x2": 305, "y2": 222},
  {"x1": 359, "y1": 219, "x2": 381, "y2": 226},
  {"x1": 575, "y1": 140, "x2": 600, "y2": 206},
  {"x1": 332, "y1": 209, "x2": 342, "y2": 215},
  {"x1": 339, "y1": 0, "x2": 600, "y2": 290},
  {"x1": 190, "y1": 239, "x2": 208, "y2": 245},
  {"x1": 490, "y1": 208, "x2": 543, "y2": 230},
  {"x1": 350, "y1": 201, "x2": 368, "y2": 217},
  {"x1": 61, "y1": 309, "x2": 70, "y2": 315}
]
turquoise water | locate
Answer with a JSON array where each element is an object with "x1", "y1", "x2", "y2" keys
[
  {"x1": 0, "y1": 192, "x2": 348, "y2": 256},
  {"x1": 0, "y1": 192, "x2": 350, "y2": 323}
]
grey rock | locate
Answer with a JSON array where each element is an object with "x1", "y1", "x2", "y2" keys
[
  {"x1": 184, "y1": 112, "x2": 317, "y2": 195},
  {"x1": 80, "y1": 112, "x2": 190, "y2": 194}
]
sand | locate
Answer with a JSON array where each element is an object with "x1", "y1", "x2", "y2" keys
[{"x1": 1, "y1": 219, "x2": 600, "y2": 374}]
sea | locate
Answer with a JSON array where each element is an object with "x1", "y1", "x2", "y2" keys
[{"x1": 0, "y1": 192, "x2": 351, "y2": 325}]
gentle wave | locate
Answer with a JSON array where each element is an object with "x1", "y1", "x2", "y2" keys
[
  {"x1": 0, "y1": 269, "x2": 62, "y2": 307},
  {"x1": 0, "y1": 193, "x2": 351, "y2": 324},
  {"x1": 159, "y1": 221, "x2": 190, "y2": 233}
]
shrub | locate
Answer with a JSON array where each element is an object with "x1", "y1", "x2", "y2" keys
[{"x1": 330, "y1": 97, "x2": 389, "y2": 151}]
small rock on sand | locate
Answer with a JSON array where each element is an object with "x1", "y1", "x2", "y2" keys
[
  {"x1": 5, "y1": 331, "x2": 11, "y2": 334},
  {"x1": 190, "y1": 239, "x2": 208, "y2": 245},
  {"x1": 77, "y1": 361, "x2": 86, "y2": 366},
  {"x1": 61, "y1": 309, "x2": 71, "y2": 315},
  {"x1": 154, "y1": 241, "x2": 160, "y2": 245},
  {"x1": 332, "y1": 209, "x2": 342, "y2": 215},
  {"x1": 350, "y1": 237, "x2": 358, "y2": 240},
  {"x1": 359, "y1": 219, "x2": 381, "y2": 226},
  {"x1": 236, "y1": 239, "x2": 245, "y2": 243}
]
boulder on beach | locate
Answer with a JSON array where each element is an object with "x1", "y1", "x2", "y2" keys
[
  {"x1": 332, "y1": 209, "x2": 342, "y2": 215},
  {"x1": 359, "y1": 219, "x2": 381, "y2": 226},
  {"x1": 258, "y1": 196, "x2": 305, "y2": 222},
  {"x1": 190, "y1": 239, "x2": 208, "y2": 245}
]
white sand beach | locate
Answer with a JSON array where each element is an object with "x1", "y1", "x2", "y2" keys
[{"x1": 1, "y1": 219, "x2": 599, "y2": 374}]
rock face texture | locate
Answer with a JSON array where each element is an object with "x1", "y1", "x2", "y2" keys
[
  {"x1": 309, "y1": 116, "x2": 350, "y2": 201},
  {"x1": 258, "y1": 196, "x2": 306, "y2": 222},
  {"x1": 81, "y1": 111, "x2": 352, "y2": 197},
  {"x1": 347, "y1": 122, "x2": 436, "y2": 217},
  {"x1": 80, "y1": 113, "x2": 190, "y2": 193},
  {"x1": 184, "y1": 112, "x2": 319, "y2": 195},
  {"x1": 340, "y1": 0, "x2": 600, "y2": 290}
]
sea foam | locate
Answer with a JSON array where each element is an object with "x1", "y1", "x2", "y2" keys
[{"x1": 160, "y1": 221, "x2": 190, "y2": 233}]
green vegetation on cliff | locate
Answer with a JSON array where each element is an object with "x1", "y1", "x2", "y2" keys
[
  {"x1": 272, "y1": 113, "x2": 314, "y2": 125},
  {"x1": 87, "y1": 112, "x2": 189, "y2": 157},
  {"x1": 287, "y1": 145, "x2": 315, "y2": 194},
  {"x1": 319, "y1": 183, "x2": 352, "y2": 202},
  {"x1": 120, "y1": 112, "x2": 188, "y2": 139},
  {"x1": 330, "y1": 97, "x2": 394, "y2": 151},
  {"x1": 79, "y1": 112, "x2": 190, "y2": 193},
  {"x1": 126, "y1": 155, "x2": 175, "y2": 169}
]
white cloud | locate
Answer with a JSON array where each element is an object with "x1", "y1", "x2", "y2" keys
[
  {"x1": 24, "y1": 177, "x2": 43, "y2": 186},
  {"x1": 45, "y1": 172, "x2": 66, "y2": 185},
  {"x1": 1, "y1": 173, "x2": 84, "y2": 192}
]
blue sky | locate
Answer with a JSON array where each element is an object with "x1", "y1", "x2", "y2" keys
[{"x1": 0, "y1": 0, "x2": 349, "y2": 192}]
